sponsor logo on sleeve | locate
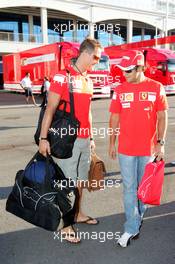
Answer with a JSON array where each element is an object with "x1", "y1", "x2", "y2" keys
[
  {"x1": 53, "y1": 74, "x2": 65, "y2": 84},
  {"x1": 112, "y1": 92, "x2": 117, "y2": 100},
  {"x1": 160, "y1": 87, "x2": 166, "y2": 96}
]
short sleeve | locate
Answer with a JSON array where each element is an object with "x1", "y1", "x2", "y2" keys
[
  {"x1": 49, "y1": 73, "x2": 67, "y2": 96},
  {"x1": 20, "y1": 79, "x2": 25, "y2": 87},
  {"x1": 156, "y1": 84, "x2": 169, "y2": 111},
  {"x1": 109, "y1": 87, "x2": 122, "y2": 113}
]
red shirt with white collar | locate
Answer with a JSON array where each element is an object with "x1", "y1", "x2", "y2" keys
[
  {"x1": 49, "y1": 65, "x2": 93, "y2": 138},
  {"x1": 109, "y1": 77, "x2": 168, "y2": 156}
]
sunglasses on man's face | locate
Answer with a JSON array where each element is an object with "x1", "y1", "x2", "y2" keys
[
  {"x1": 124, "y1": 66, "x2": 138, "y2": 74},
  {"x1": 93, "y1": 54, "x2": 101, "y2": 61}
]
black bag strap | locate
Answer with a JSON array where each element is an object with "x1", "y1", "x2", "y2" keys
[
  {"x1": 44, "y1": 154, "x2": 66, "y2": 192},
  {"x1": 54, "y1": 100, "x2": 68, "y2": 119},
  {"x1": 44, "y1": 154, "x2": 54, "y2": 191},
  {"x1": 66, "y1": 70, "x2": 75, "y2": 119},
  {"x1": 58, "y1": 100, "x2": 67, "y2": 112}
]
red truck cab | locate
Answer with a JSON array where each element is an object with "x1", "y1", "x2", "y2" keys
[
  {"x1": 105, "y1": 45, "x2": 175, "y2": 94},
  {"x1": 143, "y1": 48, "x2": 175, "y2": 94},
  {"x1": 3, "y1": 42, "x2": 111, "y2": 98}
]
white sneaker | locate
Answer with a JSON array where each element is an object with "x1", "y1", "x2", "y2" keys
[
  {"x1": 117, "y1": 232, "x2": 139, "y2": 248},
  {"x1": 171, "y1": 161, "x2": 175, "y2": 165}
]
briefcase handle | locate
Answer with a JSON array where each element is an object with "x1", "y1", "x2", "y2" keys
[{"x1": 153, "y1": 156, "x2": 163, "y2": 163}]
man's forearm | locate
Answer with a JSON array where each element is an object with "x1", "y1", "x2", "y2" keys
[
  {"x1": 40, "y1": 92, "x2": 61, "y2": 138},
  {"x1": 109, "y1": 113, "x2": 120, "y2": 146},
  {"x1": 89, "y1": 108, "x2": 93, "y2": 138},
  {"x1": 157, "y1": 110, "x2": 168, "y2": 140},
  {"x1": 40, "y1": 108, "x2": 54, "y2": 138}
]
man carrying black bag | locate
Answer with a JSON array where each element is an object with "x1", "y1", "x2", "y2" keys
[{"x1": 39, "y1": 38, "x2": 103, "y2": 243}]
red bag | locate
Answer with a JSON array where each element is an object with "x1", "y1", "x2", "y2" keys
[{"x1": 137, "y1": 159, "x2": 165, "y2": 205}]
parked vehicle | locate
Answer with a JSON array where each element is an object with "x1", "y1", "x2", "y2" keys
[
  {"x1": 105, "y1": 36, "x2": 175, "y2": 94},
  {"x1": 3, "y1": 42, "x2": 111, "y2": 98}
]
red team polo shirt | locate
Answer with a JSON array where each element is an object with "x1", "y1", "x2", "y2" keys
[
  {"x1": 49, "y1": 65, "x2": 93, "y2": 138},
  {"x1": 110, "y1": 77, "x2": 168, "y2": 156}
]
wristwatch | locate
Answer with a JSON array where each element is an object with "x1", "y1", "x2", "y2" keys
[
  {"x1": 39, "y1": 137, "x2": 48, "y2": 141},
  {"x1": 157, "y1": 139, "x2": 165, "y2": 146}
]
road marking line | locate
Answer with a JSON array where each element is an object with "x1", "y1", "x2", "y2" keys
[
  {"x1": 144, "y1": 211, "x2": 175, "y2": 221},
  {"x1": 0, "y1": 104, "x2": 39, "y2": 109}
]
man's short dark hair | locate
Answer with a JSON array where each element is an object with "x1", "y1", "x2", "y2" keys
[{"x1": 79, "y1": 38, "x2": 102, "y2": 54}]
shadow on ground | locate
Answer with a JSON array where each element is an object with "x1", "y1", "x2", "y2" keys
[{"x1": 1, "y1": 201, "x2": 175, "y2": 264}]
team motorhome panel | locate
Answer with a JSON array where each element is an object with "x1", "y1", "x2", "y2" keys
[{"x1": 3, "y1": 42, "x2": 111, "y2": 98}]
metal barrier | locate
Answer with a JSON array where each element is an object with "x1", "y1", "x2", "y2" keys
[
  {"x1": 0, "y1": 31, "x2": 83, "y2": 44},
  {"x1": 0, "y1": 31, "x2": 42, "y2": 43}
]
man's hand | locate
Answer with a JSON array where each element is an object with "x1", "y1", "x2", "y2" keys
[
  {"x1": 109, "y1": 113, "x2": 119, "y2": 160},
  {"x1": 109, "y1": 144, "x2": 117, "y2": 160},
  {"x1": 154, "y1": 144, "x2": 165, "y2": 161},
  {"x1": 39, "y1": 140, "x2": 51, "y2": 157}
]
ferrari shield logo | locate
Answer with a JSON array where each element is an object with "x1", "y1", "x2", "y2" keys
[{"x1": 139, "y1": 92, "x2": 148, "y2": 101}]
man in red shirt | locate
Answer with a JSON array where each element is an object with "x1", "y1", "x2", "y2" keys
[
  {"x1": 39, "y1": 38, "x2": 102, "y2": 243},
  {"x1": 109, "y1": 50, "x2": 168, "y2": 247}
]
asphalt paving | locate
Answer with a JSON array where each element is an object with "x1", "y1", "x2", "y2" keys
[{"x1": 0, "y1": 92, "x2": 175, "y2": 264}]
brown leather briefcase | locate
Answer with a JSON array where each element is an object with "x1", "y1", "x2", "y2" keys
[{"x1": 87, "y1": 152, "x2": 106, "y2": 191}]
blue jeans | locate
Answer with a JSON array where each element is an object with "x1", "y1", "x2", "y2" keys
[{"x1": 118, "y1": 153, "x2": 153, "y2": 235}]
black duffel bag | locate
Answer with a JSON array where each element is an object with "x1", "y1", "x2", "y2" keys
[
  {"x1": 6, "y1": 152, "x2": 78, "y2": 231},
  {"x1": 34, "y1": 72, "x2": 80, "y2": 159}
]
